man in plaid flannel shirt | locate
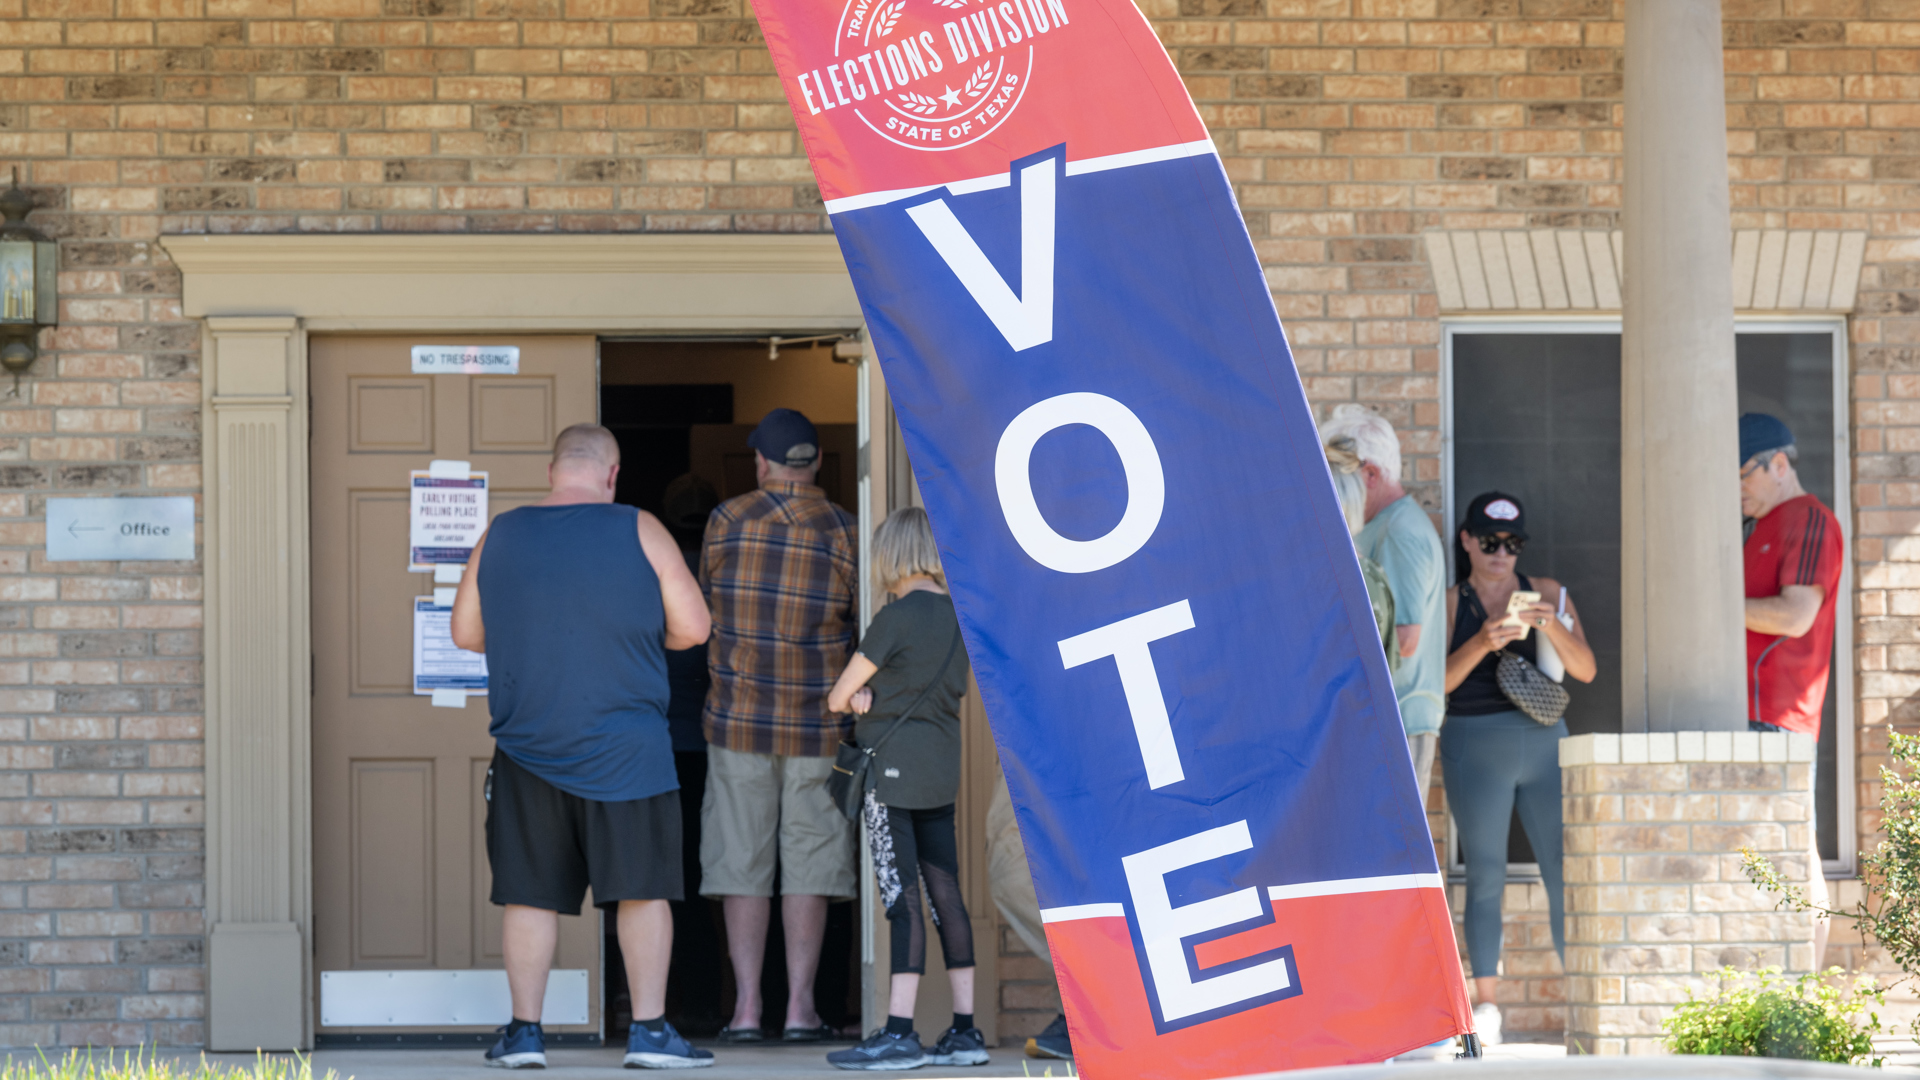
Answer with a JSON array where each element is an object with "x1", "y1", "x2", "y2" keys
[{"x1": 699, "y1": 408, "x2": 860, "y2": 1043}]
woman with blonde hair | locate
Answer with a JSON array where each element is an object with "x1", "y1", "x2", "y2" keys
[{"x1": 823, "y1": 507, "x2": 983, "y2": 1071}]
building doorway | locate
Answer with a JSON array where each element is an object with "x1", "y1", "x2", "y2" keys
[{"x1": 596, "y1": 338, "x2": 862, "y2": 1042}]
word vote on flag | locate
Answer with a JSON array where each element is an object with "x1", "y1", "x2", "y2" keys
[{"x1": 748, "y1": 0, "x2": 1474, "y2": 1073}]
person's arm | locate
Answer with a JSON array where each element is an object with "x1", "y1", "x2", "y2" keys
[
  {"x1": 1396, "y1": 625, "x2": 1421, "y2": 656},
  {"x1": 639, "y1": 511, "x2": 710, "y2": 651},
  {"x1": 449, "y1": 530, "x2": 489, "y2": 653},
  {"x1": 828, "y1": 653, "x2": 880, "y2": 715},
  {"x1": 1748, "y1": 506, "x2": 1838, "y2": 639},
  {"x1": 1516, "y1": 579, "x2": 1597, "y2": 684},
  {"x1": 1444, "y1": 587, "x2": 1525, "y2": 693},
  {"x1": 1746, "y1": 585, "x2": 1825, "y2": 638},
  {"x1": 1376, "y1": 518, "x2": 1437, "y2": 659}
]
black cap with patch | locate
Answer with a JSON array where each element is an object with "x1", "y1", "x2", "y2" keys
[{"x1": 1461, "y1": 490, "x2": 1528, "y2": 540}]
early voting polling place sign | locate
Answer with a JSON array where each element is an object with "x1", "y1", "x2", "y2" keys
[{"x1": 747, "y1": 0, "x2": 1474, "y2": 1072}]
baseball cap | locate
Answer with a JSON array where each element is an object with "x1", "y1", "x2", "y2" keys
[
  {"x1": 1462, "y1": 491, "x2": 1528, "y2": 540},
  {"x1": 1739, "y1": 413, "x2": 1795, "y2": 465},
  {"x1": 747, "y1": 408, "x2": 820, "y2": 468}
]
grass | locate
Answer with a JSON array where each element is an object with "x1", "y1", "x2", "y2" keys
[{"x1": 0, "y1": 1050, "x2": 349, "y2": 1080}]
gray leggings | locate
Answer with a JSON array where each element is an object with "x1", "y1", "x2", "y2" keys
[{"x1": 1439, "y1": 710, "x2": 1566, "y2": 978}]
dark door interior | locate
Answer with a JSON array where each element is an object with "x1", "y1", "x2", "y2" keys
[{"x1": 597, "y1": 341, "x2": 862, "y2": 1041}]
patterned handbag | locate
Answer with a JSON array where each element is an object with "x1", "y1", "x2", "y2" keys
[
  {"x1": 1462, "y1": 582, "x2": 1569, "y2": 727},
  {"x1": 1496, "y1": 649, "x2": 1569, "y2": 726}
]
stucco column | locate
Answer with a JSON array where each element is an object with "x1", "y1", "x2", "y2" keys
[
  {"x1": 1620, "y1": 0, "x2": 1746, "y2": 732},
  {"x1": 202, "y1": 316, "x2": 312, "y2": 1051}
]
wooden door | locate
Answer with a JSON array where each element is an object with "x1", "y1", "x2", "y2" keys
[{"x1": 310, "y1": 334, "x2": 600, "y2": 1038}]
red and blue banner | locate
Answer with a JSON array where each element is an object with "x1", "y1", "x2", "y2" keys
[{"x1": 746, "y1": 0, "x2": 1473, "y2": 1073}]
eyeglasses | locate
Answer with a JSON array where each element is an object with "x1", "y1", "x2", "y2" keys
[
  {"x1": 1475, "y1": 534, "x2": 1525, "y2": 556},
  {"x1": 1740, "y1": 458, "x2": 1767, "y2": 481}
]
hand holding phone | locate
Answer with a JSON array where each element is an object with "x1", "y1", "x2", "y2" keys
[{"x1": 1502, "y1": 590, "x2": 1541, "y2": 639}]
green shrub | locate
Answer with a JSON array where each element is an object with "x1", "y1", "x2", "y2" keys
[
  {"x1": 0, "y1": 1049, "x2": 348, "y2": 1080},
  {"x1": 1662, "y1": 966, "x2": 1883, "y2": 1066},
  {"x1": 1745, "y1": 730, "x2": 1920, "y2": 988}
]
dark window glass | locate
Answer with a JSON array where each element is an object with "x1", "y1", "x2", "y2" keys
[{"x1": 1450, "y1": 330, "x2": 1839, "y2": 867}]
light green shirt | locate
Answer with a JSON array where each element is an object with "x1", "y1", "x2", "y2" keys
[{"x1": 1357, "y1": 495, "x2": 1446, "y2": 736}]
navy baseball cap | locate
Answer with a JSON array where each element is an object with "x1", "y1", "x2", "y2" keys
[
  {"x1": 748, "y1": 408, "x2": 820, "y2": 468},
  {"x1": 1739, "y1": 413, "x2": 1794, "y2": 465}
]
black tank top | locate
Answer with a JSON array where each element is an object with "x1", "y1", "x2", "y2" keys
[{"x1": 1447, "y1": 574, "x2": 1535, "y2": 716}]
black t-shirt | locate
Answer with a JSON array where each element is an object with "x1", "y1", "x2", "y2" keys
[{"x1": 853, "y1": 590, "x2": 969, "y2": 809}]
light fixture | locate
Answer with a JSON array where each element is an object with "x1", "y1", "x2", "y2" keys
[{"x1": 0, "y1": 172, "x2": 57, "y2": 398}]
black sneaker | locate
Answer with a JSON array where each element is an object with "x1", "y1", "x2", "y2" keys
[
  {"x1": 826, "y1": 1029, "x2": 927, "y2": 1071},
  {"x1": 1025, "y1": 1014, "x2": 1072, "y2": 1060},
  {"x1": 928, "y1": 1026, "x2": 988, "y2": 1066}
]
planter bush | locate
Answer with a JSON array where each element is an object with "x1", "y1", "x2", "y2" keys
[{"x1": 1662, "y1": 966, "x2": 1882, "y2": 1065}]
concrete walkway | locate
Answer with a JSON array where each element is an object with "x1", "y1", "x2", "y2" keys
[
  {"x1": 241, "y1": 1044, "x2": 1066, "y2": 1080},
  {"x1": 8, "y1": 1036, "x2": 1568, "y2": 1079},
  {"x1": 231, "y1": 1038, "x2": 1562, "y2": 1079}
]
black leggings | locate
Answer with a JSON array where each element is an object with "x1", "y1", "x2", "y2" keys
[{"x1": 861, "y1": 793, "x2": 974, "y2": 975}]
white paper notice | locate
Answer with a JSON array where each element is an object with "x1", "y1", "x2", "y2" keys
[
  {"x1": 410, "y1": 470, "x2": 488, "y2": 571},
  {"x1": 411, "y1": 345, "x2": 519, "y2": 375},
  {"x1": 414, "y1": 597, "x2": 487, "y2": 697}
]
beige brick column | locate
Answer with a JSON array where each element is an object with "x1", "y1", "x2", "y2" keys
[{"x1": 1561, "y1": 732, "x2": 1815, "y2": 1055}]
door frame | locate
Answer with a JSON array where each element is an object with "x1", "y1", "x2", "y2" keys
[
  {"x1": 162, "y1": 233, "x2": 868, "y2": 1050},
  {"x1": 1439, "y1": 315, "x2": 1856, "y2": 880}
]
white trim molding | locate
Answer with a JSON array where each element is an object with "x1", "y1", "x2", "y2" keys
[
  {"x1": 1424, "y1": 229, "x2": 1866, "y2": 315},
  {"x1": 161, "y1": 233, "x2": 863, "y2": 333}
]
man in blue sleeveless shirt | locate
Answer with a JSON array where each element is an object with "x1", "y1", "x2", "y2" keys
[{"x1": 451, "y1": 423, "x2": 714, "y2": 1070}]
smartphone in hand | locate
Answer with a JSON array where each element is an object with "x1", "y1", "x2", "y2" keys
[{"x1": 1502, "y1": 590, "x2": 1541, "y2": 639}]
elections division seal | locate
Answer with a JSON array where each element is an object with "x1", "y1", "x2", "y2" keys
[{"x1": 789, "y1": 0, "x2": 1071, "y2": 151}]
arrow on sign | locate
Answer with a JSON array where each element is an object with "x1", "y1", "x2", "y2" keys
[{"x1": 67, "y1": 522, "x2": 102, "y2": 537}]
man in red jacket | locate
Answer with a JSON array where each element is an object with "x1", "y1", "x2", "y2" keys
[{"x1": 1740, "y1": 412, "x2": 1843, "y2": 966}]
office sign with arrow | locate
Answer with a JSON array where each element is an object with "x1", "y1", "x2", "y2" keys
[{"x1": 47, "y1": 497, "x2": 195, "y2": 562}]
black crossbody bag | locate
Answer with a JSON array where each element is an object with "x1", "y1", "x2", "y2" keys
[
  {"x1": 827, "y1": 624, "x2": 963, "y2": 821},
  {"x1": 1461, "y1": 582, "x2": 1569, "y2": 727}
]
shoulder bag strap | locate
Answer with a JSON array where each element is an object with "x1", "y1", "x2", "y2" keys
[{"x1": 862, "y1": 621, "x2": 964, "y2": 757}]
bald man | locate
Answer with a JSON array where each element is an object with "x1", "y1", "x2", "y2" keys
[{"x1": 452, "y1": 423, "x2": 714, "y2": 1070}]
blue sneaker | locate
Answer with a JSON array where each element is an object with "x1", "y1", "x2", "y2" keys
[
  {"x1": 827, "y1": 1029, "x2": 927, "y2": 1071},
  {"x1": 625, "y1": 1021, "x2": 714, "y2": 1069},
  {"x1": 485, "y1": 1022, "x2": 547, "y2": 1069}
]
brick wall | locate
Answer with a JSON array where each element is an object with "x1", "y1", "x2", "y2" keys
[{"x1": 3, "y1": 0, "x2": 1920, "y2": 1048}]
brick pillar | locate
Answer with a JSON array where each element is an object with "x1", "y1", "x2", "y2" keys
[{"x1": 1561, "y1": 731, "x2": 1816, "y2": 1056}]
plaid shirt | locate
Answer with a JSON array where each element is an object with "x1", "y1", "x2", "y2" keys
[{"x1": 701, "y1": 480, "x2": 860, "y2": 757}]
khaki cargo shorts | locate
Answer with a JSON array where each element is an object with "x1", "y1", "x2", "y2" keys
[{"x1": 700, "y1": 744, "x2": 857, "y2": 900}]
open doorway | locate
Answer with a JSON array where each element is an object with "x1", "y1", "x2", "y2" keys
[{"x1": 597, "y1": 338, "x2": 862, "y2": 1042}]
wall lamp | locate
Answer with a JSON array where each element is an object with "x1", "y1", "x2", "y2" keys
[{"x1": 0, "y1": 174, "x2": 57, "y2": 397}]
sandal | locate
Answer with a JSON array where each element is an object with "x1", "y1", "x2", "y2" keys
[
  {"x1": 718, "y1": 1026, "x2": 765, "y2": 1043},
  {"x1": 783, "y1": 1023, "x2": 837, "y2": 1042}
]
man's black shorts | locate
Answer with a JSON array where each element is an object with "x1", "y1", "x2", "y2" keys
[{"x1": 485, "y1": 748, "x2": 683, "y2": 914}]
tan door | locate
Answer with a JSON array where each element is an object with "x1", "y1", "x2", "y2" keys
[
  {"x1": 859, "y1": 359, "x2": 1000, "y2": 1044},
  {"x1": 310, "y1": 334, "x2": 600, "y2": 1037}
]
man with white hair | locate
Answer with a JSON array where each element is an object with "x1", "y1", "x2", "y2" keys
[{"x1": 1320, "y1": 404, "x2": 1447, "y2": 808}]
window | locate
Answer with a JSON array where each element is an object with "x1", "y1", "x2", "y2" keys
[{"x1": 1444, "y1": 319, "x2": 1853, "y2": 876}]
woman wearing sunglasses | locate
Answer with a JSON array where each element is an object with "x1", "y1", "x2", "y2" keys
[{"x1": 1442, "y1": 491, "x2": 1595, "y2": 1045}]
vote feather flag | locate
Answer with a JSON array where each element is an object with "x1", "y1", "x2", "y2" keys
[{"x1": 745, "y1": 0, "x2": 1474, "y2": 1073}]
